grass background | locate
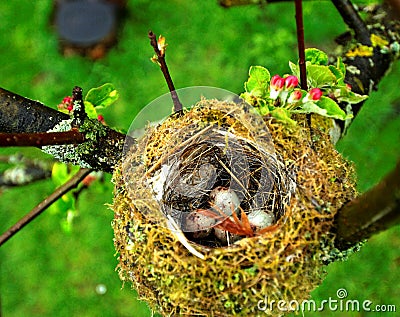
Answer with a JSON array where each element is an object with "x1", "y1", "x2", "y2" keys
[{"x1": 0, "y1": 1, "x2": 399, "y2": 316}]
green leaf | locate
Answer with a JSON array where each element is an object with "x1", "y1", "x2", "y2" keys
[
  {"x1": 337, "y1": 90, "x2": 368, "y2": 104},
  {"x1": 83, "y1": 101, "x2": 98, "y2": 119},
  {"x1": 294, "y1": 101, "x2": 327, "y2": 116},
  {"x1": 244, "y1": 66, "x2": 270, "y2": 98},
  {"x1": 316, "y1": 96, "x2": 351, "y2": 120},
  {"x1": 258, "y1": 104, "x2": 270, "y2": 116},
  {"x1": 84, "y1": 83, "x2": 119, "y2": 109},
  {"x1": 52, "y1": 163, "x2": 80, "y2": 185},
  {"x1": 307, "y1": 65, "x2": 336, "y2": 87},
  {"x1": 270, "y1": 107, "x2": 297, "y2": 125},
  {"x1": 52, "y1": 162, "x2": 69, "y2": 187},
  {"x1": 240, "y1": 92, "x2": 266, "y2": 108},
  {"x1": 328, "y1": 65, "x2": 344, "y2": 82},
  {"x1": 50, "y1": 163, "x2": 81, "y2": 229},
  {"x1": 316, "y1": 97, "x2": 349, "y2": 120},
  {"x1": 336, "y1": 57, "x2": 346, "y2": 76},
  {"x1": 305, "y1": 48, "x2": 328, "y2": 65},
  {"x1": 294, "y1": 97, "x2": 351, "y2": 120},
  {"x1": 289, "y1": 61, "x2": 299, "y2": 78}
]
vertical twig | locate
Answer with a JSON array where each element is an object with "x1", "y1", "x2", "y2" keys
[
  {"x1": 295, "y1": 0, "x2": 313, "y2": 135},
  {"x1": 295, "y1": 0, "x2": 307, "y2": 91},
  {"x1": 148, "y1": 30, "x2": 183, "y2": 113},
  {"x1": 0, "y1": 168, "x2": 92, "y2": 247}
]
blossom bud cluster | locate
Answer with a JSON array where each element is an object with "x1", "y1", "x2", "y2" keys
[
  {"x1": 269, "y1": 74, "x2": 322, "y2": 106},
  {"x1": 58, "y1": 96, "x2": 74, "y2": 113}
]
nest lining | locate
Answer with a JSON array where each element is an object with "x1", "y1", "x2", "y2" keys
[{"x1": 123, "y1": 99, "x2": 294, "y2": 248}]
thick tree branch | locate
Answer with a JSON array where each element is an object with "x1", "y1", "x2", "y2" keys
[
  {"x1": 0, "y1": 168, "x2": 92, "y2": 247},
  {"x1": 0, "y1": 88, "x2": 130, "y2": 173},
  {"x1": 333, "y1": 5, "x2": 400, "y2": 133},
  {"x1": 0, "y1": 154, "x2": 53, "y2": 187},
  {"x1": 331, "y1": 0, "x2": 372, "y2": 45},
  {"x1": 0, "y1": 87, "x2": 69, "y2": 133},
  {"x1": 335, "y1": 161, "x2": 400, "y2": 250}
]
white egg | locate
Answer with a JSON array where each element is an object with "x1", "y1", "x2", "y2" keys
[
  {"x1": 183, "y1": 211, "x2": 216, "y2": 238},
  {"x1": 247, "y1": 209, "x2": 275, "y2": 229},
  {"x1": 209, "y1": 186, "x2": 240, "y2": 216}
]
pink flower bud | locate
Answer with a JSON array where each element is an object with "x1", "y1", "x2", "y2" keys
[
  {"x1": 97, "y1": 114, "x2": 105, "y2": 123},
  {"x1": 288, "y1": 90, "x2": 302, "y2": 103},
  {"x1": 308, "y1": 88, "x2": 322, "y2": 101},
  {"x1": 346, "y1": 83, "x2": 352, "y2": 91},
  {"x1": 284, "y1": 76, "x2": 299, "y2": 89},
  {"x1": 270, "y1": 75, "x2": 285, "y2": 90},
  {"x1": 67, "y1": 105, "x2": 74, "y2": 112},
  {"x1": 270, "y1": 75, "x2": 285, "y2": 100},
  {"x1": 62, "y1": 96, "x2": 73, "y2": 105}
]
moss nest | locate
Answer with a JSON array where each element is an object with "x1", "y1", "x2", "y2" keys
[{"x1": 112, "y1": 99, "x2": 357, "y2": 316}]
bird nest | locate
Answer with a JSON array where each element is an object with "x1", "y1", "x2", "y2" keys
[{"x1": 112, "y1": 99, "x2": 357, "y2": 316}]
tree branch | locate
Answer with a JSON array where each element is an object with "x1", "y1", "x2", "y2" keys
[
  {"x1": 333, "y1": 5, "x2": 400, "y2": 134},
  {"x1": 0, "y1": 130, "x2": 85, "y2": 147},
  {"x1": 335, "y1": 161, "x2": 400, "y2": 250},
  {"x1": 0, "y1": 88, "x2": 130, "y2": 173},
  {"x1": 331, "y1": 0, "x2": 372, "y2": 45},
  {"x1": 0, "y1": 168, "x2": 92, "y2": 247},
  {"x1": 0, "y1": 87, "x2": 69, "y2": 133}
]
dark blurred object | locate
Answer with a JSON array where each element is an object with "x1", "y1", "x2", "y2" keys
[
  {"x1": 385, "y1": 0, "x2": 400, "y2": 20},
  {"x1": 52, "y1": 0, "x2": 127, "y2": 60}
]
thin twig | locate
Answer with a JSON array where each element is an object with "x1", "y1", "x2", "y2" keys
[
  {"x1": 295, "y1": 0, "x2": 307, "y2": 91},
  {"x1": 0, "y1": 130, "x2": 85, "y2": 147},
  {"x1": 331, "y1": 0, "x2": 371, "y2": 45},
  {"x1": 295, "y1": 0, "x2": 314, "y2": 139},
  {"x1": 0, "y1": 168, "x2": 92, "y2": 247},
  {"x1": 148, "y1": 30, "x2": 183, "y2": 112}
]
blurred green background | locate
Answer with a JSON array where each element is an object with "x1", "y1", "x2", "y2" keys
[{"x1": 0, "y1": 1, "x2": 399, "y2": 316}]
